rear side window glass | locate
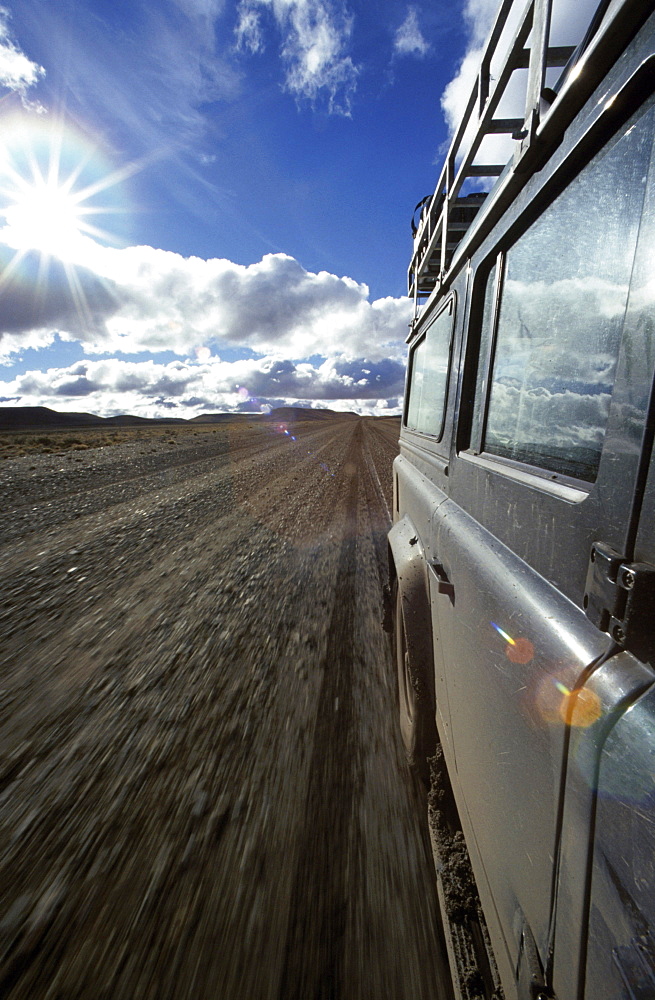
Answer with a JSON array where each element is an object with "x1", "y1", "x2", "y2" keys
[
  {"x1": 405, "y1": 302, "x2": 454, "y2": 437},
  {"x1": 483, "y1": 99, "x2": 655, "y2": 482}
]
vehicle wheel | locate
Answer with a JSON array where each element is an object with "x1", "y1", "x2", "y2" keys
[{"x1": 393, "y1": 581, "x2": 436, "y2": 785}]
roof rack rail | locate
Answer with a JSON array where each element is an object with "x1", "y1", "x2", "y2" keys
[{"x1": 408, "y1": 0, "x2": 647, "y2": 315}]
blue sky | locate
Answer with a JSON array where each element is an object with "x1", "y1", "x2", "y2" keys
[{"x1": 0, "y1": 0, "x2": 494, "y2": 417}]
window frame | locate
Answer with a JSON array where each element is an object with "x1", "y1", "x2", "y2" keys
[
  {"x1": 462, "y1": 87, "x2": 655, "y2": 489},
  {"x1": 467, "y1": 253, "x2": 504, "y2": 458}
]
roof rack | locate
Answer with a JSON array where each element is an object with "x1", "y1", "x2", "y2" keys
[{"x1": 408, "y1": 0, "x2": 645, "y2": 315}]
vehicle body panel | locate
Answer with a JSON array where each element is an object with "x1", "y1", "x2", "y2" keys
[
  {"x1": 582, "y1": 679, "x2": 655, "y2": 1000},
  {"x1": 430, "y1": 497, "x2": 609, "y2": 985}
]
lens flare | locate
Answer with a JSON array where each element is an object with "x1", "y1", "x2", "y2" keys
[
  {"x1": 507, "y1": 637, "x2": 534, "y2": 664},
  {"x1": 266, "y1": 418, "x2": 334, "y2": 475},
  {"x1": 560, "y1": 685, "x2": 602, "y2": 728},
  {"x1": 491, "y1": 622, "x2": 515, "y2": 645},
  {"x1": 491, "y1": 622, "x2": 534, "y2": 664},
  {"x1": 527, "y1": 672, "x2": 604, "y2": 730},
  {"x1": 532, "y1": 675, "x2": 567, "y2": 725}
]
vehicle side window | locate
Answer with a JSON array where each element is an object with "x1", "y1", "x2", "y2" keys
[
  {"x1": 405, "y1": 300, "x2": 454, "y2": 437},
  {"x1": 479, "y1": 98, "x2": 655, "y2": 482}
]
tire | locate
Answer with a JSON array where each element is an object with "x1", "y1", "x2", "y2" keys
[{"x1": 393, "y1": 581, "x2": 437, "y2": 785}]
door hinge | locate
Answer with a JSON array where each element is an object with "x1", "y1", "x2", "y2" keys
[{"x1": 584, "y1": 542, "x2": 655, "y2": 663}]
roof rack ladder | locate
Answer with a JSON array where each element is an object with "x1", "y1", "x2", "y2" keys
[{"x1": 408, "y1": 0, "x2": 580, "y2": 311}]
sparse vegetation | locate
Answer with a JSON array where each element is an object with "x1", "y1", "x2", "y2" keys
[{"x1": 0, "y1": 424, "x2": 222, "y2": 460}]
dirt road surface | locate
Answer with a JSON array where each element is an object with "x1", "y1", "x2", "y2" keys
[{"x1": 0, "y1": 415, "x2": 451, "y2": 1000}]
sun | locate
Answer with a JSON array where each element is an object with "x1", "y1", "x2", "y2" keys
[
  {"x1": 4, "y1": 177, "x2": 87, "y2": 259},
  {"x1": 0, "y1": 115, "x2": 138, "y2": 266},
  {"x1": 0, "y1": 114, "x2": 142, "y2": 329}
]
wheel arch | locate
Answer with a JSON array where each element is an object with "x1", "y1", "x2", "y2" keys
[{"x1": 388, "y1": 515, "x2": 436, "y2": 710}]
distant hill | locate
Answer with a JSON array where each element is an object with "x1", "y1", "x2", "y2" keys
[
  {"x1": 266, "y1": 406, "x2": 357, "y2": 422},
  {"x1": 191, "y1": 407, "x2": 352, "y2": 424},
  {"x1": 0, "y1": 406, "x2": 105, "y2": 430},
  {"x1": 0, "y1": 406, "x2": 186, "y2": 431},
  {"x1": 190, "y1": 413, "x2": 260, "y2": 423},
  {"x1": 0, "y1": 404, "x2": 359, "y2": 432},
  {"x1": 104, "y1": 414, "x2": 185, "y2": 426}
]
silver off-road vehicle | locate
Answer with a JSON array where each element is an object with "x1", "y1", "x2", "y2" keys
[{"x1": 389, "y1": 1, "x2": 655, "y2": 997}]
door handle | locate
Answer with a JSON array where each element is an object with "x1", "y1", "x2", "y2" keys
[{"x1": 429, "y1": 560, "x2": 454, "y2": 598}]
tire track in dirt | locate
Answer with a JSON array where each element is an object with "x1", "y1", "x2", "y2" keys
[
  {"x1": 278, "y1": 423, "x2": 362, "y2": 1000},
  {"x1": 360, "y1": 423, "x2": 394, "y2": 603}
]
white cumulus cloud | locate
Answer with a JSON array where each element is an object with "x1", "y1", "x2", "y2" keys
[
  {"x1": 0, "y1": 238, "x2": 412, "y2": 363},
  {"x1": 0, "y1": 353, "x2": 406, "y2": 417}
]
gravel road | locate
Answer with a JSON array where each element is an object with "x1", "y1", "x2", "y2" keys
[{"x1": 0, "y1": 415, "x2": 451, "y2": 1000}]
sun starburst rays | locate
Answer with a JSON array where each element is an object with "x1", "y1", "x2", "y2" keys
[{"x1": 0, "y1": 115, "x2": 135, "y2": 338}]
